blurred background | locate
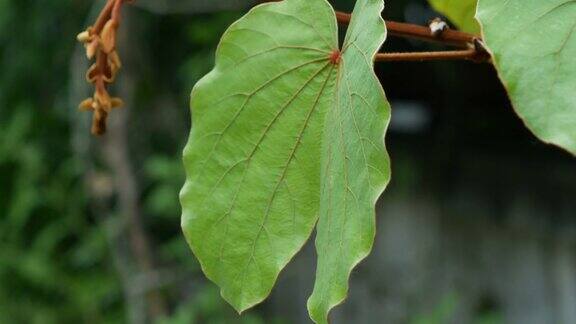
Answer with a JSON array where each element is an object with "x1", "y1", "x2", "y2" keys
[{"x1": 1, "y1": 0, "x2": 575, "y2": 323}]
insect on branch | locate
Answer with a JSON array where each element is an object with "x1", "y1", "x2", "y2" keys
[{"x1": 334, "y1": 11, "x2": 490, "y2": 63}]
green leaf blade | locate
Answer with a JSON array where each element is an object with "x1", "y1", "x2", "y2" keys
[
  {"x1": 428, "y1": 0, "x2": 480, "y2": 34},
  {"x1": 181, "y1": 0, "x2": 338, "y2": 313},
  {"x1": 307, "y1": 0, "x2": 392, "y2": 323},
  {"x1": 477, "y1": 0, "x2": 576, "y2": 155}
]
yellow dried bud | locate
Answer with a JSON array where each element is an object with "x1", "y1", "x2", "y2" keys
[
  {"x1": 101, "y1": 52, "x2": 121, "y2": 83},
  {"x1": 100, "y1": 20, "x2": 118, "y2": 54},
  {"x1": 111, "y1": 98, "x2": 124, "y2": 109},
  {"x1": 95, "y1": 87, "x2": 112, "y2": 112},
  {"x1": 77, "y1": 30, "x2": 91, "y2": 43},
  {"x1": 86, "y1": 38, "x2": 99, "y2": 59},
  {"x1": 108, "y1": 51, "x2": 122, "y2": 70},
  {"x1": 78, "y1": 98, "x2": 94, "y2": 111},
  {"x1": 86, "y1": 64, "x2": 98, "y2": 83}
]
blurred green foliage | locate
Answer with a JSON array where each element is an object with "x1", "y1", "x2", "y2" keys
[
  {"x1": 410, "y1": 293, "x2": 503, "y2": 324},
  {"x1": 0, "y1": 1, "x2": 121, "y2": 322},
  {"x1": 0, "y1": 105, "x2": 122, "y2": 323},
  {"x1": 0, "y1": 1, "x2": 273, "y2": 322}
]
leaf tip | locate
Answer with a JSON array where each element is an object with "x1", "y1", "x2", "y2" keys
[{"x1": 306, "y1": 301, "x2": 329, "y2": 324}]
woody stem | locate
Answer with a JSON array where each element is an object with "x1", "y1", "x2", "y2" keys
[
  {"x1": 334, "y1": 11, "x2": 480, "y2": 48},
  {"x1": 94, "y1": 0, "x2": 115, "y2": 32},
  {"x1": 375, "y1": 49, "x2": 487, "y2": 62}
]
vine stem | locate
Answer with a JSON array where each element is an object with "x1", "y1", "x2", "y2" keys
[
  {"x1": 94, "y1": 0, "x2": 115, "y2": 32},
  {"x1": 375, "y1": 49, "x2": 486, "y2": 62},
  {"x1": 335, "y1": 11, "x2": 490, "y2": 63},
  {"x1": 257, "y1": 1, "x2": 489, "y2": 63},
  {"x1": 334, "y1": 12, "x2": 478, "y2": 48}
]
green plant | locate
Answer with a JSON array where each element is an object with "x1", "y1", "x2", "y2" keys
[{"x1": 76, "y1": 0, "x2": 576, "y2": 323}]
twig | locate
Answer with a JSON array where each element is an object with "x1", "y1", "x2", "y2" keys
[
  {"x1": 375, "y1": 48, "x2": 489, "y2": 62},
  {"x1": 337, "y1": 10, "x2": 489, "y2": 63},
  {"x1": 77, "y1": 0, "x2": 130, "y2": 135},
  {"x1": 335, "y1": 12, "x2": 479, "y2": 48},
  {"x1": 256, "y1": 2, "x2": 488, "y2": 62},
  {"x1": 257, "y1": 1, "x2": 482, "y2": 48}
]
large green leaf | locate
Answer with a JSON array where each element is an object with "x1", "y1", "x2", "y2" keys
[
  {"x1": 428, "y1": 0, "x2": 480, "y2": 34},
  {"x1": 307, "y1": 0, "x2": 390, "y2": 323},
  {"x1": 181, "y1": 0, "x2": 391, "y2": 319},
  {"x1": 477, "y1": 0, "x2": 576, "y2": 155},
  {"x1": 181, "y1": 0, "x2": 338, "y2": 312}
]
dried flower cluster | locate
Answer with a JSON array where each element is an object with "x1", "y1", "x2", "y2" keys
[{"x1": 77, "y1": 0, "x2": 132, "y2": 135}]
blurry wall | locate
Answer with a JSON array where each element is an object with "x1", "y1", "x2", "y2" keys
[{"x1": 269, "y1": 147, "x2": 576, "y2": 324}]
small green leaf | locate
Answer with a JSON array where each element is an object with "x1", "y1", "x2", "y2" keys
[
  {"x1": 181, "y1": 0, "x2": 338, "y2": 313},
  {"x1": 307, "y1": 0, "x2": 390, "y2": 323},
  {"x1": 428, "y1": 0, "x2": 480, "y2": 34},
  {"x1": 477, "y1": 0, "x2": 576, "y2": 155}
]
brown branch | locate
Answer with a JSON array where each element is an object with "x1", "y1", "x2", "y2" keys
[
  {"x1": 258, "y1": 2, "x2": 488, "y2": 62},
  {"x1": 335, "y1": 11, "x2": 479, "y2": 48},
  {"x1": 258, "y1": 1, "x2": 482, "y2": 48},
  {"x1": 335, "y1": 10, "x2": 490, "y2": 63},
  {"x1": 375, "y1": 49, "x2": 489, "y2": 62},
  {"x1": 77, "y1": 0, "x2": 131, "y2": 135},
  {"x1": 93, "y1": 0, "x2": 115, "y2": 32}
]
